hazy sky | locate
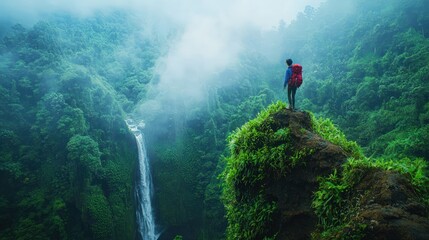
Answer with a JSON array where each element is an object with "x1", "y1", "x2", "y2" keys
[
  {"x1": 0, "y1": 0, "x2": 326, "y2": 117},
  {"x1": 1, "y1": 0, "x2": 324, "y2": 28},
  {"x1": 143, "y1": 0, "x2": 326, "y2": 109}
]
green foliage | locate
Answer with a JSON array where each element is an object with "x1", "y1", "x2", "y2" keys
[
  {"x1": 2, "y1": 0, "x2": 429, "y2": 239},
  {"x1": 222, "y1": 101, "x2": 315, "y2": 240},
  {"x1": 225, "y1": 195, "x2": 277, "y2": 240},
  {"x1": 57, "y1": 107, "x2": 88, "y2": 137},
  {"x1": 14, "y1": 218, "x2": 48, "y2": 240},
  {"x1": 229, "y1": 101, "x2": 287, "y2": 154},
  {"x1": 310, "y1": 113, "x2": 363, "y2": 159},
  {"x1": 312, "y1": 170, "x2": 347, "y2": 228},
  {"x1": 82, "y1": 186, "x2": 114, "y2": 240},
  {"x1": 346, "y1": 157, "x2": 429, "y2": 195},
  {"x1": 312, "y1": 156, "x2": 429, "y2": 239},
  {"x1": 150, "y1": 140, "x2": 203, "y2": 227},
  {"x1": 292, "y1": 0, "x2": 429, "y2": 160},
  {"x1": 222, "y1": 102, "x2": 367, "y2": 239},
  {"x1": 146, "y1": 81, "x2": 277, "y2": 237},
  {"x1": 224, "y1": 102, "x2": 300, "y2": 192},
  {"x1": 67, "y1": 135, "x2": 102, "y2": 175},
  {"x1": 0, "y1": 13, "x2": 139, "y2": 239}
]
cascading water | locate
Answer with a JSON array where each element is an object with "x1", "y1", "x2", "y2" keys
[{"x1": 126, "y1": 119, "x2": 158, "y2": 240}]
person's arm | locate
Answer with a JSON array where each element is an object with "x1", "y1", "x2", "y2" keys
[{"x1": 283, "y1": 68, "x2": 291, "y2": 89}]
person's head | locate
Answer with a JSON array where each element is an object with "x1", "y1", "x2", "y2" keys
[{"x1": 286, "y1": 59, "x2": 293, "y2": 66}]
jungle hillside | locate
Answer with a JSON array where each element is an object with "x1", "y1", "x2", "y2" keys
[{"x1": 0, "y1": 0, "x2": 428, "y2": 239}]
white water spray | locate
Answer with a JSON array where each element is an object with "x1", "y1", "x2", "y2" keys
[{"x1": 126, "y1": 119, "x2": 158, "y2": 240}]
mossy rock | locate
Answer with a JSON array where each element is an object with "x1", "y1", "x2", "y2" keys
[
  {"x1": 222, "y1": 102, "x2": 429, "y2": 240},
  {"x1": 313, "y1": 157, "x2": 429, "y2": 240},
  {"x1": 222, "y1": 102, "x2": 355, "y2": 239}
]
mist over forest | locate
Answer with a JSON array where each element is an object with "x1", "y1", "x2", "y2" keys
[{"x1": 0, "y1": 0, "x2": 428, "y2": 239}]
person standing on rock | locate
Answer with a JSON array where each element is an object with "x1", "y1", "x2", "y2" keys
[{"x1": 283, "y1": 58, "x2": 303, "y2": 111}]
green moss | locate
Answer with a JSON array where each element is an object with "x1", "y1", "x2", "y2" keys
[
  {"x1": 229, "y1": 101, "x2": 287, "y2": 154},
  {"x1": 223, "y1": 101, "x2": 429, "y2": 240},
  {"x1": 312, "y1": 157, "x2": 429, "y2": 239},
  {"x1": 221, "y1": 98, "x2": 429, "y2": 240},
  {"x1": 222, "y1": 101, "x2": 313, "y2": 239},
  {"x1": 346, "y1": 157, "x2": 429, "y2": 193},
  {"x1": 225, "y1": 195, "x2": 277, "y2": 240},
  {"x1": 310, "y1": 113, "x2": 363, "y2": 159}
]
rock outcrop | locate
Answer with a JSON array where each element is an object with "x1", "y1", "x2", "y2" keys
[
  {"x1": 266, "y1": 107, "x2": 348, "y2": 239},
  {"x1": 346, "y1": 169, "x2": 429, "y2": 240},
  {"x1": 222, "y1": 102, "x2": 429, "y2": 240}
]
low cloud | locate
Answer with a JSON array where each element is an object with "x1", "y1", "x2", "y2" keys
[
  {"x1": 0, "y1": 0, "x2": 325, "y2": 117},
  {"x1": 138, "y1": 0, "x2": 326, "y2": 116}
]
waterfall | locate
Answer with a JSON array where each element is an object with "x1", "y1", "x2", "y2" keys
[{"x1": 126, "y1": 119, "x2": 158, "y2": 240}]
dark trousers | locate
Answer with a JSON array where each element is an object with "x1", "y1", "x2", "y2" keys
[{"x1": 287, "y1": 85, "x2": 297, "y2": 109}]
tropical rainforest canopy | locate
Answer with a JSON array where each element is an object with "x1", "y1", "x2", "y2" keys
[{"x1": 0, "y1": 0, "x2": 428, "y2": 239}]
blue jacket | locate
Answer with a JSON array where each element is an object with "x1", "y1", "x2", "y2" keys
[{"x1": 284, "y1": 66, "x2": 292, "y2": 88}]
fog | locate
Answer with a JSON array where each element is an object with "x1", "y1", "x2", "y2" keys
[
  {"x1": 1, "y1": 1, "x2": 323, "y2": 28},
  {"x1": 0, "y1": 0, "x2": 326, "y2": 119},
  {"x1": 135, "y1": 0, "x2": 326, "y2": 118}
]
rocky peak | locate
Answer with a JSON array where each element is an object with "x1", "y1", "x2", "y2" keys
[{"x1": 222, "y1": 102, "x2": 429, "y2": 240}]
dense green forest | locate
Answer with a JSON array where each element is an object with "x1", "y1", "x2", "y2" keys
[
  {"x1": 0, "y1": 0, "x2": 428, "y2": 239},
  {"x1": 294, "y1": 0, "x2": 429, "y2": 160},
  {"x1": 0, "y1": 13, "x2": 147, "y2": 239}
]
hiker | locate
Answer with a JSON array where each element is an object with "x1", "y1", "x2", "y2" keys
[{"x1": 283, "y1": 58, "x2": 302, "y2": 111}]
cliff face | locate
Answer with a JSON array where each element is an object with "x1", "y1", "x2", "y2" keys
[
  {"x1": 222, "y1": 102, "x2": 429, "y2": 240},
  {"x1": 263, "y1": 105, "x2": 348, "y2": 239},
  {"x1": 341, "y1": 168, "x2": 429, "y2": 240}
]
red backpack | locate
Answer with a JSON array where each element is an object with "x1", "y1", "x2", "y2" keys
[{"x1": 288, "y1": 64, "x2": 303, "y2": 87}]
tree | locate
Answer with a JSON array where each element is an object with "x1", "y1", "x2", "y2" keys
[{"x1": 67, "y1": 135, "x2": 102, "y2": 176}]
